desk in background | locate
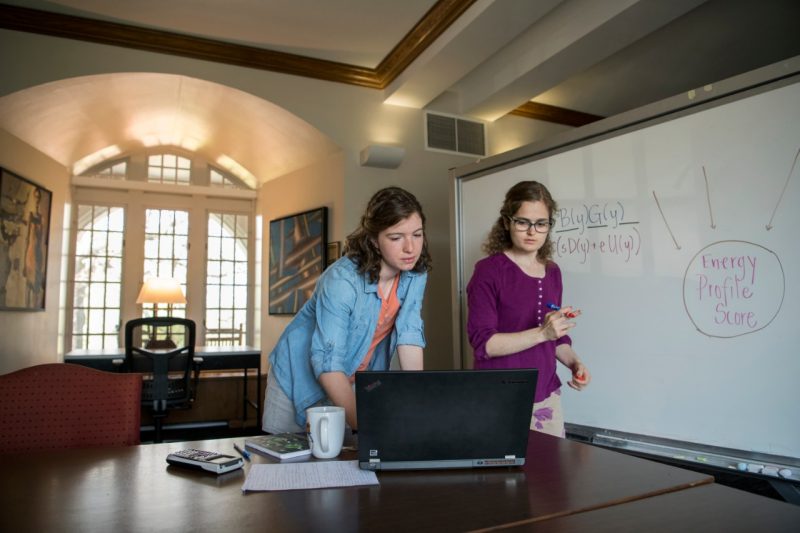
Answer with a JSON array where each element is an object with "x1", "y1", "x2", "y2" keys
[
  {"x1": 65, "y1": 345, "x2": 261, "y2": 425},
  {"x1": 0, "y1": 431, "x2": 716, "y2": 532}
]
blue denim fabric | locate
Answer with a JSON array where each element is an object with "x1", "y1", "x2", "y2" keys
[{"x1": 268, "y1": 256, "x2": 427, "y2": 427}]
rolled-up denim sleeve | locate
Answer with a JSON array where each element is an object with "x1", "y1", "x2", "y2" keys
[
  {"x1": 395, "y1": 272, "x2": 427, "y2": 347},
  {"x1": 466, "y1": 263, "x2": 498, "y2": 361},
  {"x1": 309, "y1": 270, "x2": 358, "y2": 377}
]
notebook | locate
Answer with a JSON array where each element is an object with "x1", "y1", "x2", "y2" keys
[{"x1": 355, "y1": 369, "x2": 538, "y2": 471}]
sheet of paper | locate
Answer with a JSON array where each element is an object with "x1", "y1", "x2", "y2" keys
[{"x1": 241, "y1": 460, "x2": 379, "y2": 492}]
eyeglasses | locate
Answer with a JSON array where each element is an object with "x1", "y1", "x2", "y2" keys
[{"x1": 507, "y1": 216, "x2": 553, "y2": 233}]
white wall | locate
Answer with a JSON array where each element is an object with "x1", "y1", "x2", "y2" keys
[
  {"x1": 0, "y1": 29, "x2": 570, "y2": 371},
  {"x1": 0, "y1": 129, "x2": 70, "y2": 373},
  {"x1": 257, "y1": 150, "x2": 345, "y2": 369}
]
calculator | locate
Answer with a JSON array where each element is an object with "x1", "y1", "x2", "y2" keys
[{"x1": 166, "y1": 448, "x2": 244, "y2": 474}]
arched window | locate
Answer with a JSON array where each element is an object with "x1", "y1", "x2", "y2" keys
[
  {"x1": 69, "y1": 149, "x2": 255, "y2": 350},
  {"x1": 148, "y1": 154, "x2": 191, "y2": 185}
]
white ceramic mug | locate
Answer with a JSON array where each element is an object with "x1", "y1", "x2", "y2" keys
[{"x1": 305, "y1": 406, "x2": 345, "y2": 459}]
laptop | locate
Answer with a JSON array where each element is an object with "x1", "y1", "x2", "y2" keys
[{"x1": 355, "y1": 369, "x2": 538, "y2": 471}]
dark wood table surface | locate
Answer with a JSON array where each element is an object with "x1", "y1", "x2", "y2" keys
[
  {"x1": 497, "y1": 483, "x2": 800, "y2": 532},
  {"x1": 0, "y1": 431, "x2": 713, "y2": 532}
]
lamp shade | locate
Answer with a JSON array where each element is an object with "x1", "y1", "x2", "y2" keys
[{"x1": 136, "y1": 277, "x2": 186, "y2": 305}]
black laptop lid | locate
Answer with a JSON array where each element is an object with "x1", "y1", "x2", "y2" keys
[{"x1": 355, "y1": 369, "x2": 538, "y2": 470}]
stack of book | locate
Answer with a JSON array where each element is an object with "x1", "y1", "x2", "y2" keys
[{"x1": 245, "y1": 433, "x2": 311, "y2": 460}]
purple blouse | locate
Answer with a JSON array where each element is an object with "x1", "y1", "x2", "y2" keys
[{"x1": 466, "y1": 253, "x2": 571, "y2": 402}]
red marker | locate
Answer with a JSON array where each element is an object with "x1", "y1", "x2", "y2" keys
[{"x1": 546, "y1": 303, "x2": 577, "y2": 318}]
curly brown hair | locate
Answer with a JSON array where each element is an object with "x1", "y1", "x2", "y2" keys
[
  {"x1": 482, "y1": 181, "x2": 557, "y2": 261},
  {"x1": 344, "y1": 187, "x2": 432, "y2": 283}
]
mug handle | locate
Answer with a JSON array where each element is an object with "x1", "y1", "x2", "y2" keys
[{"x1": 320, "y1": 416, "x2": 329, "y2": 454}]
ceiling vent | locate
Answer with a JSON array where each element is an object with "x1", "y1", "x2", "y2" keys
[{"x1": 425, "y1": 112, "x2": 486, "y2": 157}]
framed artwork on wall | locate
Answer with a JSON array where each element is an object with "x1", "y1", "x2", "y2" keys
[
  {"x1": 268, "y1": 207, "x2": 328, "y2": 315},
  {"x1": 0, "y1": 167, "x2": 52, "y2": 311}
]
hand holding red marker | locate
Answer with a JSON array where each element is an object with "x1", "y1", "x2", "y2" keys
[{"x1": 570, "y1": 362, "x2": 590, "y2": 389}]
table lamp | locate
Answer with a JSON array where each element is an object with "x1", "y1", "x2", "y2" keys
[{"x1": 135, "y1": 277, "x2": 186, "y2": 348}]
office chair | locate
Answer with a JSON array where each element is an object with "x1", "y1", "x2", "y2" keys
[
  {"x1": 0, "y1": 363, "x2": 142, "y2": 454},
  {"x1": 124, "y1": 316, "x2": 201, "y2": 443}
]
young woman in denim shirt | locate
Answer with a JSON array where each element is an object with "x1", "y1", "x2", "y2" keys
[{"x1": 263, "y1": 187, "x2": 432, "y2": 434}]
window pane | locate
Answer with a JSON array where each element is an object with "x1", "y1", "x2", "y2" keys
[
  {"x1": 76, "y1": 230, "x2": 91, "y2": 255},
  {"x1": 220, "y1": 261, "x2": 234, "y2": 284},
  {"x1": 107, "y1": 258, "x2": 122, "y2": 282},
  {"x1": 94, "y1": 207, "x2": 109, "y2": 230},
  {"x1": 87, "y1": 335, "x2": 104, "y2": 350},
  {"x1": 174, "y1": 236, "x2": 188, "y2": 258},
  {"x1": 234, "y1": 286, "x2": 247, "y2": 308},
  {"x1": 174, "y1": 212, "x2": 189, "y2": 234},
  {"x1": 159, "y1": 211, "x2": 174, "y2": 233},
  {"x1": 106, "y1": 283, "x2": 121, "y2": 307},
  {"x1": 108, "y1": 232, "x2": 123, "y2": 256},
  {"x1": 89, "y1": 284, "x2": 105, "y2": 307},
  {"x1": 91, "y1": 230, "x2": 107, "y2": 252},
  {"x1": 71, "y1": 205, "x2": 124, "y2": 350},
  {"x1": 221, "y1": 237, "x2": 235, "y2": 258},
  {"x1": 206, "y1": 287, "x2": 220, "y2": 309},
  {"x1": 105, "y1": 309, "x2": 120, "y2": 334},
  {"x1": 88, "y1": 309, "x2": 105, "y2": 334},
  {"x1": 205, "y1": 211, "x2": 249, "y2": 345},
  {"x1": 208, "y1": 236, "x2": 221, "y2": 258},
  {"x1": 142, "y1": 208, "x2": 189, "y2": 319},
  {"x1": 235, "y1": 238, "x2": 247, "y2": 261},
  {"x1": 74, "y1": 257, "x2": 90, "y2": 282},
  {"x1": 206, "y1": 310, "x2": 220, "y2": 329},
  {"x1": 145, "y1": 210, "x2": 161, "y2": 233},
  {"x1": 109, "y1": 208, "x2": 125, "y2": 231}
]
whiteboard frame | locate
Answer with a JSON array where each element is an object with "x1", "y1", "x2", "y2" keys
[{"x1": 449, "y1": 56, "x2": 800, "y2": 472}]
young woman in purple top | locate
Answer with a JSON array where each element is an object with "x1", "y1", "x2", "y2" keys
[{"x1": 466, "y1": 181, "x2": 591, "y2": 437}]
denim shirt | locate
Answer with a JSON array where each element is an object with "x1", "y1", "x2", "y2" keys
[{"x1": 269, "y1": 256, "x2": 427, "y2": 427}]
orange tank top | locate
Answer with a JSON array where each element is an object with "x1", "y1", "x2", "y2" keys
[{"x1": 353, "y1": 274, "x2": 400, "y2": 378}]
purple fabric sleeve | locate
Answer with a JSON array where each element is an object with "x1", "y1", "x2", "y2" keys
[{"x1": 466, "y1": 253, "x2": 571, "y2": 402}]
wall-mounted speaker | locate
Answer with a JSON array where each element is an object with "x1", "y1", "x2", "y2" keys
[{"x1": 359, "y1": 145, "x2": 406, "y2": 169}]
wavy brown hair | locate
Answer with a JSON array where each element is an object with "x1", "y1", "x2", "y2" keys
[
  {"x1": 344, "y1": 186, "x2": 432, "y2": 283},
  {"x1": 482, "y1": 181, "x2": 557, "y2": 261}
]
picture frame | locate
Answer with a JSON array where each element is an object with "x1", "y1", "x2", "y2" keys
[
  {"x1": 0, "y1": 167, "x2": 52, "y2": 311},
  {"x1": 326, "y1": 241, "x2": 341, "y2": 267},
  {"x1": 268, "y1": 207, "x2": 328, "y2": 315}
]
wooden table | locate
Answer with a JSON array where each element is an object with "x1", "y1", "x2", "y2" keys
[
  {"x1": 0, "y1": 431, "x2": 712, "y2": 532},
  {"x1": 503, "y1": 483, "x2": 800, "y2": 532},
  {"x1": 65, "y1": 345, "x2": 262, "y2": 423}
]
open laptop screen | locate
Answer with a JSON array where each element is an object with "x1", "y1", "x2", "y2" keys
[{"x1": 355, "y1": 369, "x2": 538, "y2": 471}]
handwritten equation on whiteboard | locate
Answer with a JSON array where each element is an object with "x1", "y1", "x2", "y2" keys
[{"x1": 552, "y1": 202, "x2": 641, "y2": 264}]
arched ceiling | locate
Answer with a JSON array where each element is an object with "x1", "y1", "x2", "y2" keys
[{"x1": 0, "y1": 73, "x2": 339, "y2": 187}]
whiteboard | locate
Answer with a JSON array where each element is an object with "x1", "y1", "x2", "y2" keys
[{"x1": 452, "y1": 59, "x2": 800, "y2": 461}]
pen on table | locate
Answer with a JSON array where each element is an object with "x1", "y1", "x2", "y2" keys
[
  {"x1": 234, "y1": 442, "x2": 251, "y2": 461},
  {"x1": 546, "y1": 303, "x2": 577, "y2": 318}
]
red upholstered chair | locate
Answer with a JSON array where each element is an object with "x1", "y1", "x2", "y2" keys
[{"x1": 0, "y1": 363, "x2": 142, "y2": 454}]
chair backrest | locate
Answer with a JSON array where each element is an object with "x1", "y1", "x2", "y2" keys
[
  {"x1": 0, "y1": 363, "x2": 142, "y2": 454},
  {"x1": 124, "y1": 317, "x2": 196, "y2": 411}
]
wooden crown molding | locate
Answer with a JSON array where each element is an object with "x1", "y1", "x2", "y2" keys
[
  {"x1": 509, "y1": 101, "x2": 604, "y2": 127},
  {"x1": 0, "y1": 1, "x2": 598, "y2": 126},
  {"x1": 0, "y1": 1, "x2": 476, "y2": 90}
]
